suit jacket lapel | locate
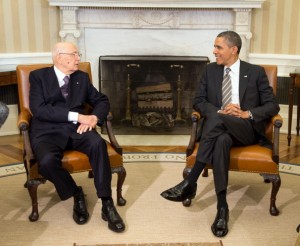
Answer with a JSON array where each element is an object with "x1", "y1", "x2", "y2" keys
[
  {"x1": 46, "y1": 67, "x2": 62, "y2": 98},
  {"x1": 239, "y1": 61, "x2": 249, "y2": 103},
  {"x1": 67, "y1": 72, "x2": 83, "y2": 107}
]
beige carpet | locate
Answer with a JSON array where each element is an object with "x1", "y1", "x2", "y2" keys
[{"x1": 0, "y1": 162, "x2": 299, "y2": 246}]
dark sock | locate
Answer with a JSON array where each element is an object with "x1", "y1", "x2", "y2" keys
[
  {"x1": 217, "y1": 190, "x2": 228, "y2": 210},
  {"x1": 185, "y1": 161, "x2": 206, "y2": 184},
  {"x1": 101, "y1": 197, "x2": 113, "y2": 205},
  {"x1": 73, "y1": 186, "x2": 81, "y2": 196}
]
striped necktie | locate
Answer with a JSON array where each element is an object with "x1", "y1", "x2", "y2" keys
[
  {"x1": 222, "y1": 67, "x2": 231, "y2": 109},
  {"x1": 61, "y1": 76, "x2": 70, "y2": 98}
]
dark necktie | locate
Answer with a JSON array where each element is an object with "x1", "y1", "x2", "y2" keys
[
  {"x1": 222, "y1": 67, "x2": 231, "y2": 109},
  {"x1": 61, "y1": 76, "x2": 70, "y2": 98}
]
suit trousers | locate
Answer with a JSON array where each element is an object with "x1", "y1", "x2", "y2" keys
[
  {"x1": 196, "y1": 113, "x2": 258, "y2": 194},
  {"x1": 33, "y1": 130, "x2": 112, "y2": 200}
]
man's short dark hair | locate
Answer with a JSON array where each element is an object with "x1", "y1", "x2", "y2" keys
[{"x1": 217, "y1": 31, "x2": 242, "y2": 54}]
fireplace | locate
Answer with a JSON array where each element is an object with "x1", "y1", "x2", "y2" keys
[
  {"x1": 99, "y1": 56, "x2": 209, "y2": 134},
  {"x1": 48, "y1": 0, "x2": 264, "y2": 133}
]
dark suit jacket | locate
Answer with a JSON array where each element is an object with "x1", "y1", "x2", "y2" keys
[
  {"x1": 29, "y1": 66, "x2": 110, "y2": 149},
  {"x1": 193, "y1": 60, "x2": 280, "y2": 138}
]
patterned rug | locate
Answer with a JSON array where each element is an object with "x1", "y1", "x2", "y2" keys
[
  {"x1": 1, "y1": 160, "x2": 299, "y2": 178},
  {"x1": 0, "y1": 162, "x2": 25, "y2": 178},
  {"x1": 279, "y1": 162, "x2": 300, "y2": 175},
  {"x1": 123, "y1": 152, "x2": 186, "y2": 163}
]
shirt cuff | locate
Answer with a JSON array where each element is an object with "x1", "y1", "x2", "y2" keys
[
  {"x1": 248, "y1": 110, "x2": 254, "y2": 120},
  {"x1": 68, "y1": 111, "x2": 79, "y2": 123}
]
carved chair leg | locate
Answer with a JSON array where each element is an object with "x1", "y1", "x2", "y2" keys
[
  {"x1": 27, "y1": 181, "x2": 40, "y2": 222},
  {"x1": 112, "y1": 167, "x2": 127, "y2": 206},
  {"x1": 261, "y1": 173, "x2": 281, "y2": 216},
  {"x1": 269, "y1": 174, "x2": 281, "y2": 216},
  {"x1": 23, "y1": 160, "x2": 29, "y2": 188}
]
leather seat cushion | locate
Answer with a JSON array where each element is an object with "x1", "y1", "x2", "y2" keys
[
  {"x1": 29, "y1": 140, "x2": 122, "y2": 178},
  {"x1": 186, "y1": 143, "x2": 279, "y2": 174},
  {"x1": 62, "y1": 140, "x2": 123, "y2": 172}
]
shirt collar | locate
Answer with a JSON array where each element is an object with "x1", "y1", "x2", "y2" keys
[
  {"x1": 54, "y1": 65, "x2": 69, "y2": 84},
  {"x1": 225, "y1": 59, "x2": 240, "y2": 75}
]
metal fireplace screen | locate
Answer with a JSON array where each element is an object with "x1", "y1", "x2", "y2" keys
[{"x1": 99, "y1": 56, "x2": 209, "y2": 134}]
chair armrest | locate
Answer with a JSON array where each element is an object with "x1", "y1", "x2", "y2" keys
[
  {"x1": 17, "y1": 109, "x2": 35, "y2": 172},
  {"x1": 105, "y1": 112, "x2": 122, "y2": 155},
  {"x1": 271, "y1": 114, "x2": 283, "y2": 127},
  {"x1": 271, "y1": 114, "x2": 283, "y2": 164},
  {"x1": 17, "y1": 109, "x2": 32, "y2": 131},
  {"x1": 186, "y1": 112, "x2": 201, "y2": 157}
]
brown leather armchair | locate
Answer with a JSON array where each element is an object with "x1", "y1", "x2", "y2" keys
[
  {"x1": 17, "y1": 62, "x2": 126, "y2": 222},
  {"x1": 185, "y1": 65, "x2": 282, "y2": 216}
]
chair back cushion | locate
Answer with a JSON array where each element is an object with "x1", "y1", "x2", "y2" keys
[
  {"x1": 16, "y1": 62, "x2": 92, "y2": 115},
  {"x1": 260, "y1": 65, "x2": 277, "y2": 140}
]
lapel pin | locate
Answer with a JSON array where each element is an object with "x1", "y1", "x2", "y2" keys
[
  {"x1": 76, "y1": 82, "x2": 79, "y2": 84},
  {"x1": 244, "y1": 75, "x2": 248, "y2": 78}
]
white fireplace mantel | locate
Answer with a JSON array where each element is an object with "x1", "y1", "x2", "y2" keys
[
  {"x1": 49, "y1": 0, "x2": 264, "y2": 9},
  {"x1": 48, "y1": 0, "x2": 265, "y2": 90}
]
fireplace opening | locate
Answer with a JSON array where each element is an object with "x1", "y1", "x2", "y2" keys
[{"x1": 99, "y1": 56, "x2": 209, "y2": 134}]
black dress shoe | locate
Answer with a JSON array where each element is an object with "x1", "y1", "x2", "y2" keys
[
  {"x1": 211, "y1": 207, "x2": 229, "y2": 237},
  {"x1": 102, "y1": 199, "x2": 125, "y2": 232},
  {"x1": 73, "y1": 186, "x2": 89, "y2": 225},
  {"x1": 160, "y1": 180, "x2": 197, "y2": 202}
]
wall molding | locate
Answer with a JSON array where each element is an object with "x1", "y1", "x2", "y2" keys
[
  {"x1": 249, "y1": 53, "x2": 300, "y2": 77},
  {"x1": 0, "y1": 53, "x2": 52, "y2": 71}
]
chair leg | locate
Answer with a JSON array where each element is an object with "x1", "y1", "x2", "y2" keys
[
  {"x1": 261, "y1": 173, "x2": 281, "y2": 216},
  {"x1": 27, "y1": 179, "x2": 45, "y2": 222},
  {"x1": 202, "y1": 167, "x2": 208, "y2": 177},
  {"x1": 112, "y1": 166, "x2": 127, "y2": 206}
]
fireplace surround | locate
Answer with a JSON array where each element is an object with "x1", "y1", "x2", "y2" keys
[{"x1": 49, "y1": 0, "x2": 264, "y2": 91}]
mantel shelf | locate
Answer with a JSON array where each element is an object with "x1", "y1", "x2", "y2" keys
[{"x1": 49, "y1": 0, "x2": 265, "y2": 9}]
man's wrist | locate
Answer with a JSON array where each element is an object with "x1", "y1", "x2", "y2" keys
[{"x1": 248, "y1": 110, "x2": 254, "y2": 120}]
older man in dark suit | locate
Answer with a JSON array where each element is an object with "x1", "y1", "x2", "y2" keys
[
  {"x1": 161, "y1": 31, "x2": 279, "y2": 237},
  {"x1": 29, "y1": 42, "x2": 125, "y2": 232}
]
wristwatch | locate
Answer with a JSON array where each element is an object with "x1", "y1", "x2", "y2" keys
[{"x1": 248, "y1": 110, "x2": 254, "y2": 120}]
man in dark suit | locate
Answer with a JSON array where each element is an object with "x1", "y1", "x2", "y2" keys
[
  {"x1": 161, "y1": 31, "x2": 279, "y2": 237},
  {"x1": 29, "y1": 42, "x2": 125, "y2": 232}
]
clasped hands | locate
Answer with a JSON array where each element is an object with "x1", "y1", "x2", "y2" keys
[
  {"x1": 218, "y1": 103, "x2": 250, "y2": 119},
  {"x1": 77, "y1": 114, "x2": 98, "y2": 134}
]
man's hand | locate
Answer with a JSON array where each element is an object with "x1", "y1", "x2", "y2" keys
[
  {"x1": 77, "y1": 114, "x2": 98, "y2": 134},
  {"x1": 218, "y1": 103, "x2": 250, "y2": 119}
]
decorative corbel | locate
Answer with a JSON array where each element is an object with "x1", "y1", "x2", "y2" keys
[
  {"x1": 233, "y1": 8, "x2": 253, "y2": 61},
  {"x1": 59, "y1": 6, "x2": 81, "y2": 44}
]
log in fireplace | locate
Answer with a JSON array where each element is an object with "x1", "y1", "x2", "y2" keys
[{"x1": 99, "y1": 56, "x2": 209, "y2": 134}]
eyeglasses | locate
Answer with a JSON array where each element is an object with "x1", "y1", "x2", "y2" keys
[{"x1": 59, "y1": 52, "x2": 82, "y2": 58}]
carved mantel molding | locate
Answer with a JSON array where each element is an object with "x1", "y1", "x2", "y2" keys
[{"x1": 49, "y1": 0, "x2": 264, "y2": 61}]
